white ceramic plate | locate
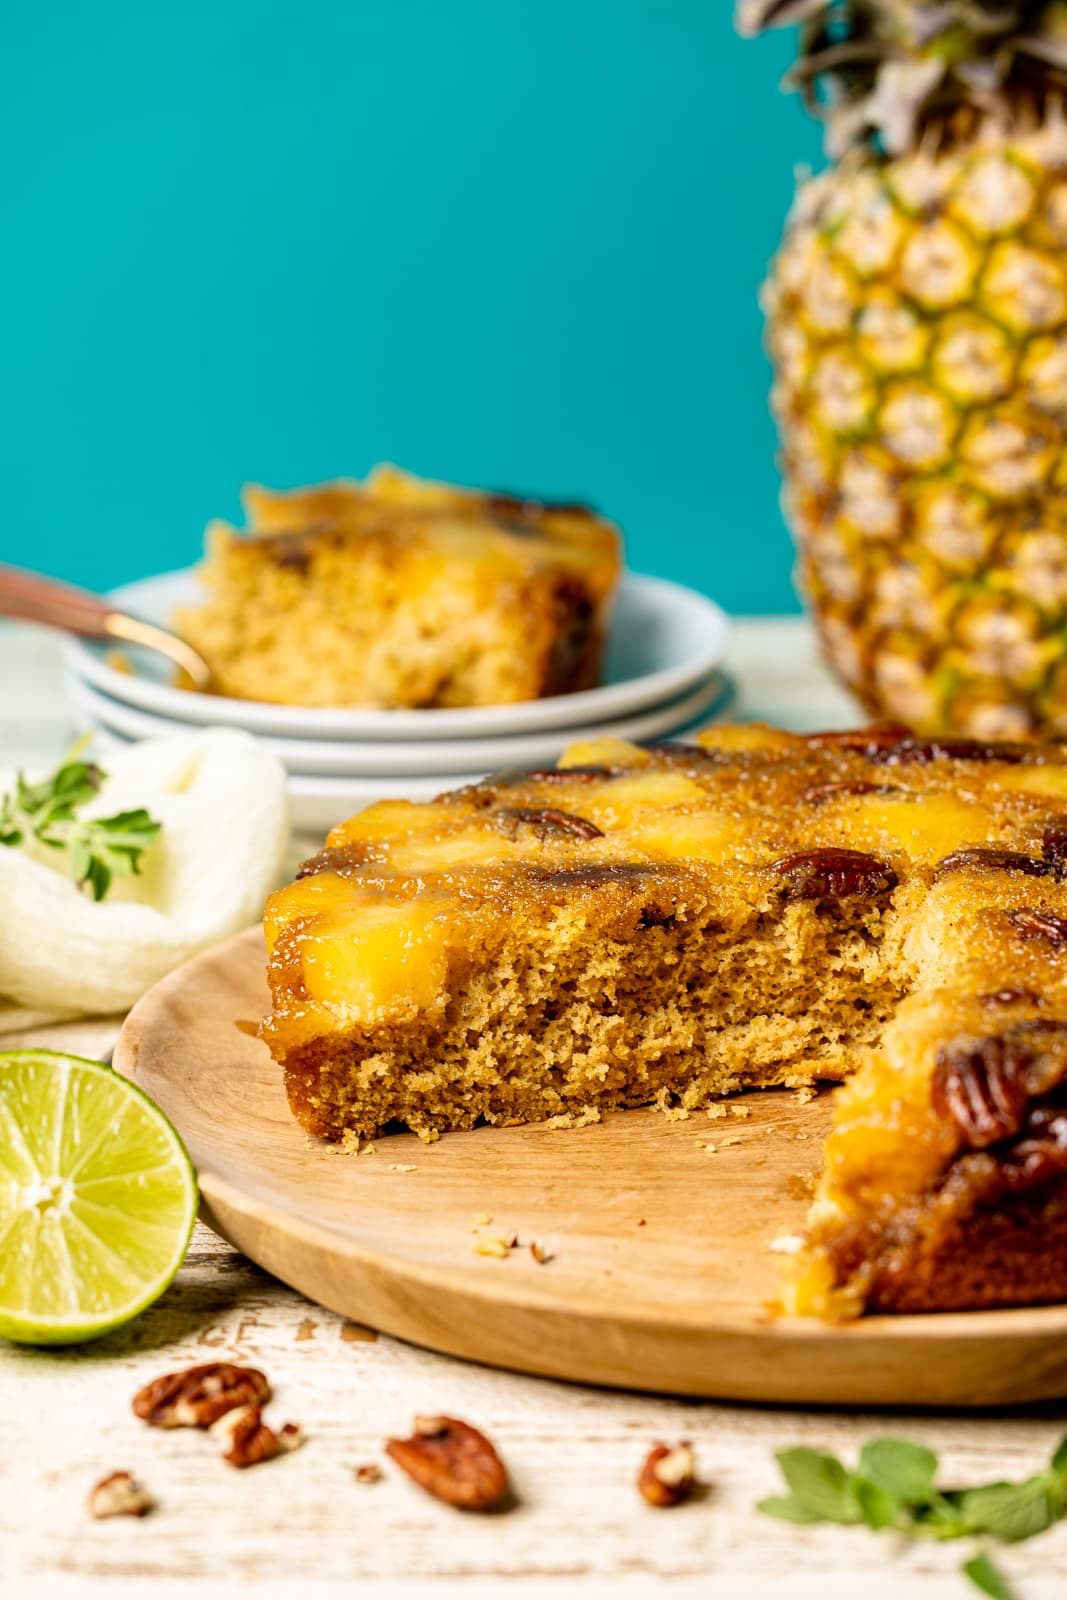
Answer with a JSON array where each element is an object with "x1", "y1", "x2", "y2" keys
[
  {"x1": 83, "y1": 725, "x2": 489, "y2": 836},
  {"x1": 65, "y1": 670, "x2": 733, "y2": 777},
  {"x1": 63, "y1": 569, "x2": 731, "y2": 741}
]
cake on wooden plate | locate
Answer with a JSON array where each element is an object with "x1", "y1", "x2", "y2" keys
[
  {"x1": 175, "y1": 464, "x2": 621, "y2": 709},
  {"x1": 262, "y1": 722, "x2": 1067, "y2": 1318}
]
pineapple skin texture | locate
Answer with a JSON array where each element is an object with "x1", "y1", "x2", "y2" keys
[{"x1": 766, "y1": 123, "x2": 1067, "y2": 738}]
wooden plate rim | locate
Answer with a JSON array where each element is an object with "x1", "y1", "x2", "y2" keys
[{"x1": 113, "y1": 927, "x2": 1067, "y2": 1402}]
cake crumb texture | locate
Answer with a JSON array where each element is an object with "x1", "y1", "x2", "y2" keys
[
  {"x1": 263, "y1": 723, "x2": 1067, "y2": 1317},
  {"x1": 175, "y1": 463, "x2": 621, "y2": 709}
]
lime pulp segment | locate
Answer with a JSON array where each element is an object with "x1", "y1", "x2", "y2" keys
[{"x1": 0, "y1": 1050, "x2": 197, "y2": 1344}]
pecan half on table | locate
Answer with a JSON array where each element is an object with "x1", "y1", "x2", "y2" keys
[
  {"x1": 211, "y1": 1405, "x2": 303, "y2": 1469},
  {"x1": 637, "y1": 1442, "x2": 698, "y2": 1507},
  {"x1": 386, "y1": 1415, "x2": 510, "y2": 1511},
  {"x1": 87, "y1": 1470, "x2": 154, "y2": 1519},
  {"x1": 132, "y1": 1363, "x2": 271, "y2": 1429}
]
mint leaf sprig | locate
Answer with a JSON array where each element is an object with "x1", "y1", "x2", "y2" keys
[
  {"x1": 963, "y1": 1553, "x2": 1016, "y2": 1600},
  {"x1": 759, "y1": 1433, "x2": 1067, "y2": 1597},
  {"x1": 0, "y1": 754, "x2": 161, "y2": 902}
]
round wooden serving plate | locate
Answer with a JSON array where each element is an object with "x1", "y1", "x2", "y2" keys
[{"x1": 115, "y1": 927, "x2": 1067, "y2": 1407}]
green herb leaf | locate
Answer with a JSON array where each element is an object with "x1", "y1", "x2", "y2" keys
[
  {"x1": 16, "y1": 759, "x2": 102, "y2": 832},
  {"x1": 63, "y1": 807, "x2": 161, "y2": 901},
  {"x1": 772, "y1": 1449, "x2": 863, "y2": 1524},
  {"x1": 0, "y1": 760, "x2": 161, "y2": 902},
  {"x1": 853, "y1": 1476, "x2": 901, "y2": 1530},
  {"x1": 952, "y1": 1475, "x2": 1062, "y2": 1544},
  {"x1": 912, "y1": 1496, "x2": 972, "y2": 1542},
  {"x1": 756, "y1": 1495, "x2": 825, "y2": 1524},
  {"x1": 858, "y1": 1437, "x2": 939, "y2": 1505},
  {"x1": 760, "y1": 1434, "x2": 1067, "y2": 1597},
  {"x1": 962, "y1": 1553, "x2": 1015, "y2": 1600}
]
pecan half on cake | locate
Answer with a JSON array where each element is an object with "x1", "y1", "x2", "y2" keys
[
  {"x1": 262, "y1": 721, "x2": 1067, "y2": 1318},
  {"x1": 174, "y1": 464, "x2": 620, "y2": 709}
]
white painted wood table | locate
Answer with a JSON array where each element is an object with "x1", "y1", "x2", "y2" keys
[{"x1": 5, "y1": 618, "x2": 1067, "y2": 1600}]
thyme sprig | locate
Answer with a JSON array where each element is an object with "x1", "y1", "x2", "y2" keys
[{"x1": 0, "y1": 750, "x2": 161, "y2": 901}]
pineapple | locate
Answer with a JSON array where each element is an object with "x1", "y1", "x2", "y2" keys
[{"x1": 740, "y1": 0, "x2": 1067, "y2": 737}]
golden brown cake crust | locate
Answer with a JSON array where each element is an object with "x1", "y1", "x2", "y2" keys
[{"x1": 262, "y1": 721, "x2": 1067, "y2": 1318}]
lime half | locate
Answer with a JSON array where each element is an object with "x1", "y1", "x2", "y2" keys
[{"x1": 0, "y1": 1050, "x2": 197, "y2": 1344}]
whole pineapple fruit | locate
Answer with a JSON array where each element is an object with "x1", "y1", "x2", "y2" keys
[{"x1": 741, "y1": 0, "x2": 1067, "y2": 737}]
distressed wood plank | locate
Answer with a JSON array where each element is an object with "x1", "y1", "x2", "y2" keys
[{"x1": 5, "y1": 1228, "x2": 1067, "y2": 1595}]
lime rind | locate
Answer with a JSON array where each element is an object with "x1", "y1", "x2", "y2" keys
[{"x1": 0, "y1": 1049, "x2": 197, "y2": 1344}]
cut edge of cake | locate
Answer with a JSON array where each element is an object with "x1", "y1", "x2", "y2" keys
[{"x1": 261, "y1": 722, "x2": 1067, "y2": 1320}]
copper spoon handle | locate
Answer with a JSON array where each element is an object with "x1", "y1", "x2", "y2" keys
[
  {"x1": 0, "y1": 563, "x2": 213, "y2": 691},
  {"x1": 0, "y1": 562, "x2": 118, "y2": 634}
]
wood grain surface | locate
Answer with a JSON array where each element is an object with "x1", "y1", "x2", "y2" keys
[{"x1": 6, "y1": 1219, "x2": 1067, "y2": 1600}]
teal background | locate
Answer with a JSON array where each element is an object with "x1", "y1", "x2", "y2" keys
[{"x1": 2, "y1": 2, "x2": 821, "y2": 614}]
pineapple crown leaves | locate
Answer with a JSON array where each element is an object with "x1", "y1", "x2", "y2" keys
[{"x1": 737, "y1": 0, "x2": 1067, "y2": 155}]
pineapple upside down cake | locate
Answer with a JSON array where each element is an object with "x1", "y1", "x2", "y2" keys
[
  {"x1": 174, "y1": 464, "x2": 620, "y2": 710},
  {"x1": 264, "y1": 722, "x2": 1067, "y2": 1321}
]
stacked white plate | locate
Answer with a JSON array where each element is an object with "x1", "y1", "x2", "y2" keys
[{"x1": 63, "y1": 568, "x2": 733, "y2": 835}]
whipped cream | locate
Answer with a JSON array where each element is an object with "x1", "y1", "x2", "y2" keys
[{"x1": 0, "y1": 729, "x2": 289, "y2": 1027}]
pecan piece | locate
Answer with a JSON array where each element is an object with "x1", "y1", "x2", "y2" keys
[
  {"x1": 935, "y1": 848, "x2": 1053, "y2": 880},
  {"x1": 805, "y1": 723, "x2": 911, "y2": 752},
  {"x1": 771, "y1": 847, "x2": 897, "y2": 900},
  {"x1": 386, "y1": 1415, "x2": 510, "y2": 1511},
  {"x1": 798, "y1": 780, "x2": 900, "y2": 805},
  {"x1": 211, "y1": 1405, "x2": 303, "y2": 1468},
  {"x1": 979, "y1": 987, "x2": 1044, "y2": 1010},
  {"x1": 1043, "y1": 822, "x2": 1067, "y2": 872},
  {"x1": 1004, "y1": 1019, "x2": 1067, "y2": 1095},
  {"x1": 485, "y1": 490, "x2": 594, "y2": 519},
  {"x1": 132, "y1": 1363, "x2": 271, "y2": 1429},
  {"x1": 88, "y1": 1470, "x2": 153, "y2": 1519},
  {"x1": 870, "y1": 737, "x2": 1031, "y2": 766},
  {"x1": 999, "y1": 1109, "x2": 1067, "y2": 1192},
  {"x1": 932, "y1": 1036, "x2": 1030, "y2": 1147},
  {"x1": 641, "y1": 742, "x2": 713, "y2": 759},
  {"x1": 1006, "y1": 909, "x2": 1067, "y2": 946},
  {"x1": 492, "y1": 806, "x2": 603, "y2": 842},
  {"x1": 638, "y1": 1442, "x2": 697, "y2": 1507},
  {"x1": 355, "y1": 1462, "x2": 383, "y2": 1484},
  {"x1": 502, "y1": 765, "x2": 613, "y2": 784},
  {"x1": 272, "y1": 545, "x2": 313, "y2": 576}
]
